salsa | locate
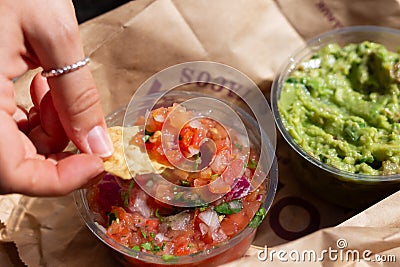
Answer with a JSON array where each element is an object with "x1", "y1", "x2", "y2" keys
[
  {"x1": 87, "y1": 104, "x2": 267, "y2": 260},
  {"x1": 279, "y1": 41, "x2": 400, "y2": 175}
]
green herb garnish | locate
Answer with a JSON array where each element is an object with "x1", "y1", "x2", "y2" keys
[
  {"x1": 162, "y1": 254, "x2": 179, "y2": 262},
  {"x1": 141, "y1": 230, "x2": 147, "y2": 239},
  {"x1": 248, "y1": 207, "x2": 267, "y2": 228},
  {"x1": 132, "y1": 245, "x2": 140, "y2": 251},
  {"x1": 199, "y1": 205, "x2": 208, "y2": 212},
  {"x1": 247, "y1": 159, "x2": 258, "y2": 170},
  {"x1": 234, "y1": 143, "x2": 243, "y2": 151},
  {"x1": 210, "y1": 173, "x2": 219, "y2": 180},
  {"x1": 106, "y1": 211, "x2": 119, "y2": 226},
  {"x1": 121, "y1": 180, "x2": 135, "y2": 207},
  {"x1": 143, "y1": 130, "x2": 154, "y2": 143},
  {"x1": 174, "y1": 191, "x2": 184, "y2": 200},
  {"x1": 155, "y1": 209, "x2": 165, "y2": 223},
  {"x1": 141, "y1": 242, "x2": 153, "y2": 251},
  {"x1": 180, "y1": 180, "x2": 190, "y2": 186},
  {"x1": 193, "y1": 153, "x2": 201, "y2": 171},
  {"x1": 214, "y1": 200, "x2": 243, "y2": 215}
]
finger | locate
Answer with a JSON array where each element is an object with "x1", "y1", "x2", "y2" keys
[
  {"x1": 21, "y1": 1, "x2": 113, "y2": 158},
  {"x1": 18, "y1": 130, "x2": 42, "y2": 160},
  {"x1": 28, "y1": 107, "x2": 40, "y2": 132},
  {"x1": 29, "y1": 92, "x2": 69, "y2": 154},
  {"x1": 30, "y1": 73, "x2": 49, "y2": 108},
  {"x1": 0, "y1": 111, "x2": 104, "y2": 196},
  {"x1": 13, "y1": 106, "x2": 29, "y2": 134},
  {"x1": 15, "y1": 154, "x2": 104, "y2": 196},
  {"x1": 31, "y1": 76, "x2": 67, "y2": 138}
]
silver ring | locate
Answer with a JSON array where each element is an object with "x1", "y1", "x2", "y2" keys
[{"x1": 41, "y1": 57, "x2": 90, "y2": 78}]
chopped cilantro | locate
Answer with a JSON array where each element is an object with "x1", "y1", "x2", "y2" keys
[
  {"x1": 153, "y1": 245, "x2": 161, "y2": 252},
  {"x1": 180, "y1": 180, "x2": 190, "y2": 186},
  {"x1": 234, "y1": 143, "x2": 243, "y2": 151},
  {"x1": 193, "y1": 153, "x2": 200, "y2": 171},
  {"x1": 143, "y1": 135, "x2": 151, "y2": 142},
  {"x1": 199, "y1": 205, "x2": 208, "y2": 212},
  {"x1": 121, "y1": 180, "x2": 135, "y2": 207},
  {"x1": 161, "y1": 254, "x2": 179, "y2": 262},
  {"x1": 141, "y1": 242, "x2": 153, "y2": 251},
  {"x1": 214, "y1": 200, "x2": 243, "y2": 215},
  {"x1": 143, "y1": 130, "x2": 154, "y2": 143},
  {"x1": 248, "y1": 207, "x2": 267, "y2": 228},
  {"x1": 210, "y1": 173, "x2": 219, "y2": 180},
  {"x1": 150, "y1": 232, "x2": 155, "y2": 238},
  {"x1": 132, "y1": 245, "x2": 140, "y2": 251},
  {"x1": 248, "y1": 159, "x2": 258, "y2": 170},
  {"x1": 141, "y1": 230, "x2": 147, "y2": 239},
  {"x1": 155, "y1": 208, "x2": 165, "y2": 223},
  {"x1": 161, "y1": 243, "x2": 166, "y2": 251},
  {"x1": 106, "y1": 211, "x2": 118, "y2": 226},
  {"x1": 174, "y1": 191, "x2": 184, "y2": 200}
]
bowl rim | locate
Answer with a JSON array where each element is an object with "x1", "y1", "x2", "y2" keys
[
  {"x1": 74, "y1": 90, "x2": 279, "y2": 264},
  {"x1": 271, "y1": 25, "x2": 400, "y2": 182}
]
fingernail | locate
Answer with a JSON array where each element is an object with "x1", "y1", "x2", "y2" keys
[{"x1": 87, "y1": 126, "x2": 113, "y2": 157}]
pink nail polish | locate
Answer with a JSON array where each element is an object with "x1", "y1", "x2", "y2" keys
[{"x1": 87, "y1": 126, "x2": 113, "y2": 157}]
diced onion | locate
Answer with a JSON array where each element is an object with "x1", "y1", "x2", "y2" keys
[
  {"x1": 199, "y1": 210, "x2": 220, "y2": 231},
  {"x1": 167, "y1": 211, "x2": 191, "y2": 231}
]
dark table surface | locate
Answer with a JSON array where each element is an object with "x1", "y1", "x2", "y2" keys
[{"x1": 73, "y1": 0, "x2": 131, "y2": 23}]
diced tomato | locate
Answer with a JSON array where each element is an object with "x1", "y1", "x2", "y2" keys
[
  {"x1": 194, "y1": 178, "x2": 208, "y2": 187},
  {"x1": 210, "y1": 149, "x2": 230, "y2": 174},
  {"x1": 198, "y1": 167, "x2": 212, "y2": 179},
  {"x1": 179, "y1": 127, "x2": 195, "y2": 149},
  {"x1": 224, "y1": 210, "x2": 249, "y2": 233},
  {"x1": 145, "y1": 219, "x2": 160, "y2": 232},
  {"x1": 221, "y1": 159, "x2": 244, "y2": 185},
  {"x1": 208, "y1": 178, "x2": 231, "y2": 194},
  {"x1": 146, "y1": 107, "x2": 168, "y2": 132},
  {"x1": 173, "y1": 232, "x2": 193, "y2": 256},
  {"x1": 243, "y1": 200, "x2": 261, "y2": 220},
  {"x1": 191, "y1": 128, "x2": 207, "y2": 149},
  {"x1": 220, "y1": 217, "x2": 239, "y2": 237}
]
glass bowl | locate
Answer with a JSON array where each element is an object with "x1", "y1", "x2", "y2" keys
[
  {"x1": 271, "y1": 25, "x2": 400, "y2": 210},
  {"x1": 74, "y1": 91, "x2": 278, "y2": 266}
]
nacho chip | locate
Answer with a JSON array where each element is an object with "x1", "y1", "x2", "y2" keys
[{"x1": 104, "y1": 126, "x2": 169, "y2": 179}]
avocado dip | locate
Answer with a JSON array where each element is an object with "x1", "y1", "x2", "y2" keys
[{"x1": 279, "y1": 41, "x2": 400, "y2": 175}]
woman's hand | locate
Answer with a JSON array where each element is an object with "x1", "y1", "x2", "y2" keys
[{"x1": 0, "y1": 0, "x2": 113, "y2": 196}]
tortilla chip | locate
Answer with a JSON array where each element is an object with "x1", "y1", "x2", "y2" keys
[{"x1": 104, "y1": 126, "x2": 169, "y2": 179}]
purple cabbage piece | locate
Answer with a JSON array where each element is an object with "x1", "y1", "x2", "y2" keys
[
  {"x1": 225, "y1": 176, "x2": 252, "y2": 201},
  {"x1": 97, "y1": 173, "x2": 123, "y2": 212}
]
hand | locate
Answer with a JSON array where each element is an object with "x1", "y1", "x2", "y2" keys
[{"x1": 0, "y1": 0, "x2": 113, "y2": 196}]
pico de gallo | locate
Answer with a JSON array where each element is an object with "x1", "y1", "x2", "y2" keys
[{"x1": 87, "y1": 104, "x2": 268, "y2": 260}]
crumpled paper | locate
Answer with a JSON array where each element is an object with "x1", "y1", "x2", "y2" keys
[{"x1": 2, "y1": 0, "x2": 400, "y2": 266}]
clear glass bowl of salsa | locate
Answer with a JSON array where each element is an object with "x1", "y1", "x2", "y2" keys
[
  {"x1": 271, "y1": 25, "x2": 400, "y2": 210},
  {"x1": 74, "y1": 91, "x2": 278, "y2": 266}
]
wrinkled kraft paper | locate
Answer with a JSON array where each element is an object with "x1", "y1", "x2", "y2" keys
[{"x1": 1, "y1": 0, "x2": 400, "y2": 266}]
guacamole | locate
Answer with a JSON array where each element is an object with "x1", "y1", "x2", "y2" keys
[{"x1": 279, "y1": 41, "x2": 400, "y2": 175}]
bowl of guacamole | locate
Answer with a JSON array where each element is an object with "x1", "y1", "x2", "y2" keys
[{"x1": 271, "y1": 26, "x2": 400, "y2": 209}]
